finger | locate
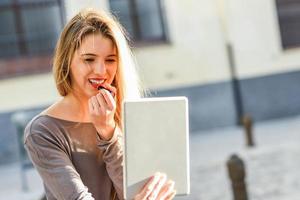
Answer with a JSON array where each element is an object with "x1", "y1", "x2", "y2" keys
[
  {"x1": 147, "y1": 173, "x2": 167, "y2": 200},
  {"x1": 137, "y1": 173, "x2": 161, "y2": 199},
  {"x1": 101, "y1": 83, "x2": 117, "y2": 97},
  {"x1": 96, "y1": 93, "x2": 107, "y2": 114},
  {"x1": 88, "y1": 99, "x2": 94, "y2": 114},
  {"x1": 156, "y1": 180, "x2": 175, "y2": 200},
  {"x1": 165, "y1": 190, "x2": 176, "y2": 200},
  {"x1": 100, "y1": 89, "x2": 116, "y2": 110},
  {"x1": 91, "y1": 96, "x2": 101, "y2": 115},
  {"x1": 151, "y1": 174, "x2": 167, "y2": 199}
]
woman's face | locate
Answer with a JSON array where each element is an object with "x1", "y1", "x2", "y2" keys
[{"x1": 69, "y1": 33, "x2": 118, "y2": 99}]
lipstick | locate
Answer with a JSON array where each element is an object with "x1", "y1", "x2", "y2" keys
[{"x1": 98, "y1": 86, "x2": 115, "y2": 97}]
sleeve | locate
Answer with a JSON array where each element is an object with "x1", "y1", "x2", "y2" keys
[
  {"x1": 24, "y1": 129, "x2": 94, "y2": 200},
  {"x1": 96, "y1": 125, "x2": 124, "y2": 200}
]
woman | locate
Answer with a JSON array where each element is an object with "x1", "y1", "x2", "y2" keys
[{"x1": 24, "y1": 8, "x2": 176, "y2": 200}]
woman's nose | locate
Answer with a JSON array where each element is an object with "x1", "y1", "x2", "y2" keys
[{"x1": 94, "y1": 62, "x2": 106, "y2": 75}]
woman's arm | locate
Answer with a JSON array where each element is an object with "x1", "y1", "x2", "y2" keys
[
  {"x1": 25, "y1": 131, "x2": 94, "y2": 200},
  {"x1": 96, "y1": 125, "x2": 123, "y2": 199},
  {"x1": 88, "y1": 85, "x2": 124, "y2": 199}
]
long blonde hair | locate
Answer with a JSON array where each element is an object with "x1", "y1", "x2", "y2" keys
[{"x1": 53, "y1": 8, "x2": 142, "y2": 128}]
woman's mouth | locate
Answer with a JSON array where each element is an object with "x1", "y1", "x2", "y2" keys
[{"x1": 88, "y1": 78, "x2": 105, "y2": 89}]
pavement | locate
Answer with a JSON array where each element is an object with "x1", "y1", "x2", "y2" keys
[{"x1": 1, "y1": 115, "x2": 300, "y2": 200}]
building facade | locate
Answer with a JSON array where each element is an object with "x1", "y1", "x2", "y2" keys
[{"x1": 1, "y1": 0, "x2": 300, "y2": 135}]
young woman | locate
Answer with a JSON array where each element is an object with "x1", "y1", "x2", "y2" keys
[{"x1": 24, "y1": 8, "x2": 176, "y2": 200}]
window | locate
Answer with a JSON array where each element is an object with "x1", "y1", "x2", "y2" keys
[
  {"x1": 276, "y1": 0, "x2": 300, "y2": 49},
  {"x1": 109, "y1": 0, "x2": 167, "y2": 44},
  {"x1": 0, "y1": 0, "x2": 65, "y2": 58}
]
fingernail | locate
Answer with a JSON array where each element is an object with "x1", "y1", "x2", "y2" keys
[
  {"x1": 169, "y1": 181, "x2": 175, "y2": 187},
  {"x1": 155, "y1": 172, "x2": 161, "y2": 177},
  {"x1": 152, "y1": 173, "x2": 160, "y2": 181}
]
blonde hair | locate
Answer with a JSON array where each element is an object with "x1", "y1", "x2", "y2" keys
[{"x1": 53, "y1": 8, "x2": 143, "y2": 128}]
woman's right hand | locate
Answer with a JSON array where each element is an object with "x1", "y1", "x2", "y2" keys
[{"x1": 134, "y1": 172, "x2": 176, "y2": 200}]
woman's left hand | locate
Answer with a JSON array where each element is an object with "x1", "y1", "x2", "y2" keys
[{"x1": 88, "y1": 84, "x2": 117, "y2": 140}]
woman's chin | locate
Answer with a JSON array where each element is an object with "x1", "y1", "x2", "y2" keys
[{"x1": 86, "y1": 89, "x2": 98, "y2": 98}]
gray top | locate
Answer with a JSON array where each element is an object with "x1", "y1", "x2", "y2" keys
[{"x1": 24, "y1": 115, "x2": 123, "y2": 200}]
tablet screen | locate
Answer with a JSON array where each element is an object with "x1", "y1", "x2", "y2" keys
[{"x1": 122, "y1": 97, "x2": 190, "y2": 199}]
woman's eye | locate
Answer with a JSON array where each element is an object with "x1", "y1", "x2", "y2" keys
[
  {"x1": 85, "y1": 58, "x2": 94, "y2": 62},
  {"x1": 106, "y1": 59, "x2": 116, "y2": 63}
]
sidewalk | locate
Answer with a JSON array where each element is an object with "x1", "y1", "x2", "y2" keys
[
  {"x1": 0, "y1": 162, "x2": 44, "y2": 200},
  {"x1": 187, "y1": 115, "x2": 300, "y2": 200},
  {"x1": 1, "y1": 115, "x2": 300, "y2": 200}
]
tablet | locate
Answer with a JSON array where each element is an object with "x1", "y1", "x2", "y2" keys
[{"x1": 122, "y1": 96, "x2": 190, "y2": 199}]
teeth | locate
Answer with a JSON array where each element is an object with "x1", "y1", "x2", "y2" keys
[{"x1": 89, "y1": 79, "x2": 104, "y2": 84}]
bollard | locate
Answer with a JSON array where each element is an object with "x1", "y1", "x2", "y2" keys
[
  {"x1": 227, "y1": 154, "x2": 248, "y2": 200},
  {"x1": 241, "y1": 115, "x2": 254, "y2": 147}
]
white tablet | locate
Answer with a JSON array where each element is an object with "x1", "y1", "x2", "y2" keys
[{"x1": 122, "y1": 96, "x2": 190, "y2": 199}]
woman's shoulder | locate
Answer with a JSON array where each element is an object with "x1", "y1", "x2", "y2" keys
[
  {"x1": 23, "y1": 113, "x2": 73, "y2": 161},
  {"x1": 26, "y1": 113, "x2": 59, "y2": 129},
  {"x1": 23, "y1": 112, "x2": 76, "y2": 156},
  {"x1": 24, "y1": 113, "x2": 62, "y2": 140},
  {"x1": 24, "y1": 100, "x2": 68, "y2": 137}
]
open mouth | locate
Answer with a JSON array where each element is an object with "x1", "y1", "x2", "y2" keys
[{"x1": 88, "y1": 78, "x2": 105, "y2": 89}]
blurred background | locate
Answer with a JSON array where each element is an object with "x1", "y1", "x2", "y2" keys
[{"x1": 1, "y1": 0, "x2": 300, "y2": 199}]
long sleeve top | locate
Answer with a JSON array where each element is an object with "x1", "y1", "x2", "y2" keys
[{"x1": 24, "y1": 114, "x2": 124, "y2": 200}]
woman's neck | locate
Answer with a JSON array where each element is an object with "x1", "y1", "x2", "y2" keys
[
  {"x1": 63, "y1": 93, "x2": 90, "y2": 122},
  {"x1": 44, "y1": 93, "x2": 91, "y2": 123}
]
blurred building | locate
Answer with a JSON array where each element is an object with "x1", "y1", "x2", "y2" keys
[{"x1": 1, "y1": 0, "x2": 300, "y2": 137}]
